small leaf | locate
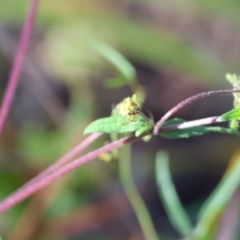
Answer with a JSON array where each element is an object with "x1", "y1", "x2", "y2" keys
[
  {"x1": 207, "y1": 126, "x2": 240, "y2": 137},
  {"x1": 161, "y1": 126, "x2": 210, "y2": 139},
  {"x1": 220, "y1": 108, "x2": 240, "y2": 121},
  {"x1": 104, "y1": 77, "x2": 127, "y2": 88},
  {"x1": 161, "y1": 119, "x2": 240, "y2": 139},
  {"x1": 156, "y1": 151, "x2": 192, "y2": 237},
  {"x1": 226, "y1": 73, "x2": 240, "y2": 87},
  {"x1": 162, "y1": 118, "x2": 185, "y2": 126},
  {"x1": 161, "y1": 119, "x2": 207, "y2": 139},
  {"x1": 135, "y1": 125, "x2": 151, "y2": 137},
  {"x1": 84, "y1": 116, "x2": 144, "y2": 135}
]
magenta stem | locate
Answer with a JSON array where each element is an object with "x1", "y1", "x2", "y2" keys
[
  {"x1": 0, "y1": 0, "x2": 40, "y2": 137},
  {"x1": 0, "y1": 135, "x2": 136, "y2": 214},
  {"x1": 0, "y1": 113, "x2": 235, "y2": 214},
  {"x1": 3, "y1": 133, "x2": 102, "y2": 201}
]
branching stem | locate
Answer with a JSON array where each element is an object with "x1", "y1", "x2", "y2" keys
[
  {"x1": 0, "y1": 111, "x2": 234, "y2": 214},
  {"x1": 154, "y1": 89, "x2": 240, "y2": 135},
  {"x1": 0, "y1": 113, "x2": 234, "y2": 214},
  {"x1": 0, "y1": 135, "x2": 137, "y2": 214}
]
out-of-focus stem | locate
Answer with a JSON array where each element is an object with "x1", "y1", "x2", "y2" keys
[
  {"x1": 0, "y1": 0, "x2": 40, "y2": 138},
  {"x1": 0, "y1": 135, "x2": 137, "y2": 214},
  {"x1": 119, "y1": 145, "x2": 160, "y2": 240},
  {"x1": 4, "y1": 133, "x2": 102, "y2": 200}
]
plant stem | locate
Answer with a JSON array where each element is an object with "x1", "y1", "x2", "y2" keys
[
  {"x1": 0, "y1": 114, "x2": 235, "y2": 214},
  {"x1": 4, "y1": 133, "x2": 102, "y2": 200},
  {"x1": 0, "y1": 0, "x2": 39, "y2": 138},
  {"x1": 0, "y1": 135, "x2": 137, "y2": 214},
  {"x1": 154, "y1": 89, "x2": 240, "y2": 135},
  {"x1": 119, "y1": 145, "x2": 160, "y2": 240}
]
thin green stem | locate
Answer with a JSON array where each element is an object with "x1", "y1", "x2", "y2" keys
[{"x1": 119, "y1": 145, "x2": 160, "y2": 240}]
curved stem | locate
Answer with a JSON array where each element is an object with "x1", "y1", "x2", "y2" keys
[
  {"x1": 154, "y1": 89, "x2": 240, "y2": 135},
  {"x1": 0, "y1": 0, "x2": 40, "y2": 138},
  {"x1": 119, "y1": 145, "x2": 159, "y2": 240}
]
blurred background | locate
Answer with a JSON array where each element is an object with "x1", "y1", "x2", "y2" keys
[{"x1": 0, "y1": 0, "x2": 240, "y2": 239}]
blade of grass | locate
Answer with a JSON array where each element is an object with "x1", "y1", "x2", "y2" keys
[
  {"x1": 156, "y1": 151, "x2": 192, "y2": 237},
  {"x1": 215, "y1": 187, "x2": 240, "y2": 240},
  {"x1": 193, "y1": 154, "x2": 240, "y2": 240},
  {"x1": 119, "y1": 145, "x2": 160, "y2": 240},
  {"x1": 89, "y1": 40, "x2": 140, "y2": 93},
  {"x1": 90, "y1": 40, "x2": 136, "y2": 82}
]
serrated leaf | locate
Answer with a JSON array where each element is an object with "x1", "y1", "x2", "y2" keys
[
  {"x1": 220, "y1": 108, "x2": 240, "y2": 121},
  {"x1": 104, "y1": 77, "x2": 127, "y2": 88},
  {"x1": 84, "y1": 115, "x2": 144, "y2": 135}
]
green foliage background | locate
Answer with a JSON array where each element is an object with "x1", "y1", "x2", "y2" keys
[{"x1": 0, "y1": 0, "x2": 240, "y2": 240}]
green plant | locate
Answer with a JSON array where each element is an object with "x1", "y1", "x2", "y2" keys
[{"x1": 1, "y1": 1, "x2": 240, "y2": 238}]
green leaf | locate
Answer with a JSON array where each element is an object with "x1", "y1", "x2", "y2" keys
[
  {"x1": 194, "y1": 154, "x2": 240, "y2": 240},
  {"x1": 84, "y1": 115, "x2": 144, "y2": 135},
  {"x1": 161, "y1": 118, "x2": 211, "y2": 139},
  {"x1": 226, "y1": 73, "x2": 240, "y2": 87},
  {"x1": 90, "y1": 40, "x2": 136, "y2": 82},
  {"x1": 161, "y1": 126, "x2": 210, "y2": 139},
  {"x1": 206, "y1": 126, "x2": 240, "y2": 137},
  {"x1": 220, "y1": 108, "x2": 240, "y2": 121},
  {"x1": 135, "y1": 126, "x2": 151, "y2": 137},
  {"x1": 162, "y1": 118, "x2": 185, "y2": 126},
  {"x1": 156, "y1": 151, "x2": 192, "y2": 237},
  {"x1": 104, "y1": 77, "x2": 127, "y2": 88},
  {"x1": 161, "y1": 119, "x2": 240, "y2": 139}
]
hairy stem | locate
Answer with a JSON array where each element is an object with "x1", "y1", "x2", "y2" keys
[
  {"x1": 119, "y1": 145, "x2": 159, "y2": 240},
  {"x1": 0, "y1": 0, "x2": 40, "y2": 137},
  {"x1": 0, "y1": 135, "x2": 137, "y2": 214},
  {"x1": 154, "y1": 89, "x2": 240, "y2": 135},
  {"x1": 0, "y1": 114, "x2": 235, "y2": 214},
  {"x1": 3, "y1": 133, "x2": 102, "y2": 201}
]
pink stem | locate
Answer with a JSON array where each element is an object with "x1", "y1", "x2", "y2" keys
[
  {"x1": 4, "y1": 133, "x2": 102, "y2": 200},
  {"x1": 153, "y1": 89, "x2": 240, "y2": 135},
  {"x1": 0, "y1": 0, "x2": 40, "y2": 137},
  {"x1": 0, "y1": 113, "x2": 235, "y2": 214},
  {"x1": 0, "y1": 135, "x2": 136, "y2": 214}
]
